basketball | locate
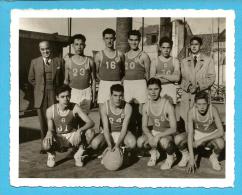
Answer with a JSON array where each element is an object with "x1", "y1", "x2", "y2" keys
[{"x1": 102, "y1": 147, "x2": 123, "y2": 171}]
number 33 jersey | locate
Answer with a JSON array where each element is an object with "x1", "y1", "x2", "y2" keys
[
  {"x1": 99, "y1": 50, "x2": 123, "y2": 81},
  {"x1": 106, "y1": 100, "x2": 126, "y2": 132},
  {"x1": 147, "y1": 98, "x2": 170, "y2": 132}
]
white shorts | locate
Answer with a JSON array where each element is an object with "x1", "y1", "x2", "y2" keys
[
  {"x1": 56, "y1": 131, "x2": 79, "y2": 147},
  {"x1": 70, "y1": 87, "x2": 92, "y2": 104},
  {"x1": 123, "y1": 79, "x2": 147, "y2": 104},
  {"x1": 111, "y1": 132, "x2": 120, "y2": 144},
  {"x1": 160, "y1": 83, "x2": 177, "y2": 104},
  {"x1": 194, "y1": 129, "x2": 219, "y2": 141},
  {"x1": 97, "y1": 80, "x2": 121, "y2": 104}
]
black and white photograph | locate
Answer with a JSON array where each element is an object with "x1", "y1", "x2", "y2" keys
[{"x1": 10, "y1": 9, "x2": 234, "y2": 187}]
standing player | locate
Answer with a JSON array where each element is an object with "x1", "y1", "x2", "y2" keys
[
  {"x1": 42, "y1": 85, "x2": 97, "y2": 167},
  {"x1": 123, "y1": 30, "x2": 151, "y2": 135},
  {"x1": 186, "y1": 92, "x2": 225, "y2": 172},
  {"x1": 94, "y1": 28, "x2": 125, "y2": 105},
  {"x1": 98, "y1": 84, "x2": 136, "y2": 158},
  {"x1": 137, "y1": 78, "x2": 177, "y2": 170},
  {"x1": 151, "y1": 37, "x2": 180, "y2": 105},
  {"x1": 64, "y1": 34, "x2": 96, "y2": 114},
  {"x1": 28, "y1": 40, "x2": 65, "y2": 153}
]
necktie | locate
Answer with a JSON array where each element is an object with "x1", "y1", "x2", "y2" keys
[
  {"x1": 45, "y1": 58, "x2": 50, "y2": 66},
  {"x1": 193, "y1": 56, "x2": 197, "y2": 67}
]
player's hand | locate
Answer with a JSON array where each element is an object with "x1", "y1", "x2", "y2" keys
[
  {"x1": 186, "y1": 158, "x2": 197, "y2": 174},
  {"x1": 188, "y1": 85, "x2": 197, "y2": 94},
  {"x1": 45, "y1": 131, "x2": 54, "y2": 146},
  {"x1": 72, "y1": 130, "x2": 82, "y2": 147}
]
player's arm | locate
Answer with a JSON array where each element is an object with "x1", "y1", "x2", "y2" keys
[
  {"x1": 196, "y1": 106, "x2": 224, "y2": 145},
  {"x1": 45, "y1": 106, "x2": 56, "y2": 146},
  {"x1": 115, "y1": 103, "x2": 132, "y2": 148},
  {"x1": 64, "y1": 58, "x2": 71, "y2": 85},
  {"x1": 157, "y1": 58, "x2": 180, "y2": 83},
  {"x1": 74, "y1": 104, "x2": 95, "y2": 132},
  {"x1": 141, "y1": 52, "x2": 151, "y2": 80},
  {"x1": 89, "y1": 57, "x2": 96, "y2": 104},
  {"x1": 154, "y1": 101, "x2": 177, "y2": 139},
  {"x1": 187, "y1": 109, "x2": 196, "y2": 173},
  {"x1": 28, "y1": 60, "x2": 36, "y2": 86},
  {"x1": 100, "y1": 103, "x2": 112, "y2": 148},
  {"x1": 142, "y1": 103, "x2": 153, "y2": 139},
  {"x1": 94, "y1": 51, "x2": 101, "y2": 81}
]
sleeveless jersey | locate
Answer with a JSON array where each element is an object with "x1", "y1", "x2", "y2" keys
[
  {"x1": 156, "y1": 56, "x2": 175, "y2": 75},
  {"x1": 124, "y1": 51, "x2": 146, "y2": 80},
  {"x1": 69, "y1": 56, "x2": 91, "y2": 90},
  {"x1": 106, "y1": 100, "x2": 126, "y2": 132},
  {"x1": 99, "y1": 50, "x2": 122, "y2": 81},
  {"x1": 52, "y1": 103, "x2": 78, "y2": 134},
  {"x1": 147, "y1": 98, "x2": 170, "y2": 132},
  {"x1": 193, "y1": 105, "x2": 217, "y2": 133}
]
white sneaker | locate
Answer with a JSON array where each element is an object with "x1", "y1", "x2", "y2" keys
[
  {"x1": 160, "y1": 154, "x2": 175, "y2": 170},
  {"x1": 178, "y1": 150, "x2": 190, "y2": 167},
  {"x1": 74, "y1": 146, "x2": 85, "y2": 167},
  {"x1": 47, "y1": 152, "x2": 56, "y2": 168},
  {"x1": 209, "y1": 152, "x2": 221, "y2": 171},
  {"x1": 147, "y1": 149, "x2": 160, "y2": 167}
]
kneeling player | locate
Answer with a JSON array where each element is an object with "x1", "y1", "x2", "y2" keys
[
  {"x1": 137, "y1": 78, "x2": 177, "y2": 170},
  {"x1": 186, "y1": 91, "x2": 225, "y2": 172},
  {"x1": 100, "y1": 84, "x2": 136, "y2": 159},
  {"x1": 43, "y1": 85, "x2": 96, "y2": 168}
]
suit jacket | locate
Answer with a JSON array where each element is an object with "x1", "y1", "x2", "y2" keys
[
  {"x1": 28, "y1": 56, "x2": 65, "y2": 108},
  {"x1": 180, "y1": 53, "x2": 216, "y2": 92}
]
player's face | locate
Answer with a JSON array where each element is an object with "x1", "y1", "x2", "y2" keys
[
  {"x1": 73, "y1": 39, "x2": 85, "y2": 55},
  {"x1": 56, "y1": 91, "x2": 71, "y2": 107},
  {"x1": 148, "y1": 84, "x2": 161, "y2": 101},
  {"x1": 39, "y1": 41, "x2": 51, "y2": 58},
  {"x1": 190, "y1": 40, "x2": 201, "y2": 54},
  {"x1": 110, "y1": 91, "x2": 123, "y2": 107},
  {"x1": 196, "y1": 99, "x2": 209, "y2": 114},
  {"x1": 103, "y1": 34, "x2": 115, "y2": 48},
  {"x1": 128, "y1": 35, "x2": 140, "y2": 50},
  {"x1": 160, "y1": 42, "x2": 171, "y2": 58}
]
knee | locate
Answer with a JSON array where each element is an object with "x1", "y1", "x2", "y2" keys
[
  {"x1": 174, "y1": 133, "x2": 187, "y2": 150},
  {"x1": 159, "y1": 137, "x2": 170, "y2": 149},
  {"x1": 213, "y1": 138, "x2": 225, "y2": 153},
  {"x1": 137, "y1": 136, "x2": 145, "y2": 148},
  {"x1": 125, "y1": 135, "x2": 136, "y2": 149},
  {"x1": 91, "y1": 134, "x2": 105, "y2": 150}
]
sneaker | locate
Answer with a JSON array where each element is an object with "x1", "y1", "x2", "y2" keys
[
  {"x1": 47, "y1": 152, "x2": 56, "y2": 168},
  {"x1": 160, "y1": 153, "x2": 175, "y2": 170},
  {"x1": 147, "y1": 149, "x2": 160, "y2": 167},
  {"x1": 209, "y1": 151, "x2": 221, "y2": 171},
  {"x1": 178, "y1": 150, "x2": 190, "y2": 167},
  {"x1": 74, "y1": 146, "x2": 85, "y2": 167}
]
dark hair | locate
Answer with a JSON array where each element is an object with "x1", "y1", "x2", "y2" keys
[
  {"x1": 195, "y1": 91, "x2": 209, "y2": 103},
  {"x1": 128, "y1": 30, "x2": 141, "y2": 41},
  {"x1": 190, "y1": 36, "x2": 203, "y2": 45},
  {"x1": 110, "y1": 84, "x2": 124, "y2": 95},
  {"x1": 102, "y1": 28, "x2": 116, "y2": 37},
  {"x1": 147, "y1": 77, "x2": 162, "y2": 89},
  {"x1": 159, "y1": 36, "x2": 173, "y2": 47},
  {"x1": 56, "y1": 84, "x2": 72, "y2": 96},
  {"x1": 70, "y1": 34, "x2": 86, "y2": 44}
]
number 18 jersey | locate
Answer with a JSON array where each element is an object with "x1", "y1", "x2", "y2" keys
[{"x1": 99, "y1": 50, "x2": 123, "y2": 81}]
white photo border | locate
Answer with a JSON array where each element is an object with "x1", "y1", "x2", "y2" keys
[{"x1": 10, "y1": 9, "x2": 235, "y2": 188}]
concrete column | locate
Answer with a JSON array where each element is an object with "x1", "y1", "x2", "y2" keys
[
  {"x1": 160, "y1": 18, "x2": 172, "y2": 39},
  {"x1": 116, "y1": 18, "x2": 132, "y2": 53}
]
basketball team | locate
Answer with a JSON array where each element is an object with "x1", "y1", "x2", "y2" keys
[{"x1": 28, "y1": 28, "x2": 225, "y2": 173}]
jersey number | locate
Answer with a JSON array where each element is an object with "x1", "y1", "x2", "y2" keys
[
  {"x1": 109, "y1": 117, "x2": 122, "y2": 124},
  {"x1": 73, "y1": 68, "x2": 85, "y2": 76},
  {"x1": 106, "y1": 61, "x2": 116, "y2": 69}
]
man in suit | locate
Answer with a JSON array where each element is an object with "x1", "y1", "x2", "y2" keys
[
  {"x1": 28, "y1": 40, "x2": 65, "y2": 153},
  {"x1": 175, "y1": 36, "x2": 216, "y2": 166}
]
